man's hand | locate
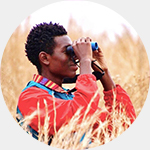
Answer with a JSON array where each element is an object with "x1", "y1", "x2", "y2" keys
[
  {"x1": 72, "y1": 37, "x2": 93, "y2": 74},
  {"x1": 93, "y1": 47, "x2": 108, "y2": 71},
  {"x1": 72, "y1": 37, "x2": 92, "y2": 62},
  {"x1": 92, "y1": 46, "x2": 116, "y2": 91}
]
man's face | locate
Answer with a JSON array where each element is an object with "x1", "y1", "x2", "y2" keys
[{"x1": 48, "y1": 35, "x2": 78, "y2": 79}]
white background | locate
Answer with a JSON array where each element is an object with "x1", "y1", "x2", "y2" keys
[{"x1": 0, "y1": 0, "x2": 149, "y2": 150}]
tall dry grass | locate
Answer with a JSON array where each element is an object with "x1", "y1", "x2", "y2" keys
[
  {"x1": 0, "y1": 16, "x2": 150, "y2": 149},
  {"x1": 50, "y1": 90, "x2": 132, "y2": 149},
  {"x1": 16, "y1": 90, "x2": 132, "y2": 149}
]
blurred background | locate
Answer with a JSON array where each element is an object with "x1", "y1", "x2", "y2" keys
[{"x1": 0, "y1": 1, "x2": 149, "y2": 119}]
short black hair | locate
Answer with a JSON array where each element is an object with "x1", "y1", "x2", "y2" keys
[{"x1": 25, "y1": 22, "x2": 67, "y2": 74}]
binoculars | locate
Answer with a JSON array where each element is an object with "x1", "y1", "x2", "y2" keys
[{"x1": 66, "y1": 42, "x2": 98, "y2": 55}]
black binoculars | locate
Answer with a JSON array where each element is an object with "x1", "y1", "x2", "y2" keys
[{"x1": 66, "y1": 42, "x2": 98, "y2": 55}]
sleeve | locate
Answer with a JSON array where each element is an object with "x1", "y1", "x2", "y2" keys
[
  {"x1": 17, "y1": 74, "x2": 100, "y2": 136},
  {"x1": 103, "y1": 84, "x2": 136, "y2": 123},
  {"x1": 92, "y1": 84, "x2": 136, "y2": 140}
]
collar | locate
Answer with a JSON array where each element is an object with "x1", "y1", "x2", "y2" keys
[{"x1": 33, "y1": 74, "x2": 67, "y2": 93}]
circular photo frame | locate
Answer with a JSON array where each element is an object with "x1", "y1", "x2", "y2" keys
[{"x1": 0, "y1": 1, "x2": 149, "y2": 150}]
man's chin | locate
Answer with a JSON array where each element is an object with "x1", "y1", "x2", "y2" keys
[
  {"x1": 68, "y1": 73, "x2": 77, "y2": 78},
  {"x1": 62, "y1": 73, "x2": 77, "y2": 84}
]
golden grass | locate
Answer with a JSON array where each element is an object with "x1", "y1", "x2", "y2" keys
[
  {"x1": 0, "y1": 16, "x2": 150, "y2": 149},
  {"x1": 16, "y1": 91, "x2": 133, "y2": 149}
]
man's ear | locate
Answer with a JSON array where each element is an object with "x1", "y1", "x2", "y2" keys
[{"x1": 39, "y1": 51, "x2": 50, "y2": 65}]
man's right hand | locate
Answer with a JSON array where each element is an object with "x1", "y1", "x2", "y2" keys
[{"x1": 72, "y1": 37, "x2": 93, "y2": 74}]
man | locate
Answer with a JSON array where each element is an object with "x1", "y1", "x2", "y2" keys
[{"x1": 16, "y1": 22, "x2": 136, "y2": 145}]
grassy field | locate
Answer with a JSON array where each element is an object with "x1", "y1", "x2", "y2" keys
[{"x1": 1, "y1": 16, "x2": 149, "y2": 149}]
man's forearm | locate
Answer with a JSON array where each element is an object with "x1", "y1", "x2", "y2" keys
[
  {"x1": 100, "y1": 69, "x2": 116, "y2": 91},
  {"x1": 91, "y1": 61, "x2": 115, "y2": 91},
  {"x1": 80, "y1": 59, "x2": 92, "y2": 75}
]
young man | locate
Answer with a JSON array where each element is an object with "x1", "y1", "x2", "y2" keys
[{"x1": 16, "y1": 22, "x2": 136, "y2": 144}]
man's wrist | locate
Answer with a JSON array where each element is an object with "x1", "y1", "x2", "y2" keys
[
  {"x1": 80, "y1": 58, "x2": 92, "y2": 63},
  {"x1": 80, "y1": 58, "x2": 92, "y2": 74}
]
